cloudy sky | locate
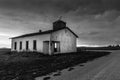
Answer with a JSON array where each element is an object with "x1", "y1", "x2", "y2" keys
[{"x1": 0, "y1": 0, "x2": 120, "y2": 48}]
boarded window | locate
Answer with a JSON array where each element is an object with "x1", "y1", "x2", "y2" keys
[
  {"x1": 26, "y1": 41, "x2": 29, "y2": 50},
  {"x1": 14, "y1": 42, "x2": 17, "y2": 50},
  {"x1": 33, "y1": 40, "x2": 37, "y2": 50},
  {"x1": 20, "y1": 41, "x2": 22, "y2": 50}
]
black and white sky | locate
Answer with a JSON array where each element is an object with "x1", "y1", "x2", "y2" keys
[{"x1": 0, "y1": 0, "x2": 120, "y2": 47}]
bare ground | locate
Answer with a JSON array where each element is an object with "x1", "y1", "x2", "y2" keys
[{"x1": 37, "y1": 50, "x2": 120, "y2": 80}]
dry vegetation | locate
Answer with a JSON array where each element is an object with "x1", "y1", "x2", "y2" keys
[{"x1": 0, "y1": 49, "x2": 110, "y2": 80}]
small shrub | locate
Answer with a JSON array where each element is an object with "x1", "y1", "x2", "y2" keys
[{"x1": 43, "y1": 76, "x2": 51, "y2": 80}]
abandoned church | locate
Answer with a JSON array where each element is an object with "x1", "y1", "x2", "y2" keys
[{"x1": 11, "y1": 20, "x2": 78, "y2": 55}]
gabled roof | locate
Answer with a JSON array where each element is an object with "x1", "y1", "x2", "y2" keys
[
  {"x1": 11, "y1": 27, "x2": 78, "y2": 39},
  {"x1": 65, "y1": 27, "x2": 78, "y2": 38}
]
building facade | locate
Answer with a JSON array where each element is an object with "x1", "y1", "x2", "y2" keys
[{"x1": 11, "y1": 20, "x2": 78, "y2": 55}]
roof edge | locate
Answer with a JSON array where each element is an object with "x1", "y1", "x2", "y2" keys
[
  {"x1": 66, "y1": 27, "x2": 79, "y2": 38},
  {"x1": 10, "y1": 27, "x2": 78, "y2": 39}
]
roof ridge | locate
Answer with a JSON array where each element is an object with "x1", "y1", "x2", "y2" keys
[{"x1": 10, "y1": 27, "x2": 78, "y2": 39}]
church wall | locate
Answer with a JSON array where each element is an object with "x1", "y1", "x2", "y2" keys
[
  {"x1": 11, "y1": 34, "x2": 50, "y2": 53},
  {"x1": 51, "y1": 29, "x2": 77, "y2": 54}
]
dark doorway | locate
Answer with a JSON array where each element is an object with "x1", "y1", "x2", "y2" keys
[{"x1": 52, "y1": 41, "x2": 60, "y2": 53}]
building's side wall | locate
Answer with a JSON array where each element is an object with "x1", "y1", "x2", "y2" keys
[
  {"x1": 51, "y1": 29, "x2": 77, "y2": 53},
  {"x1": 11, "y1": 34, "x2": 50, "y2": 53}
]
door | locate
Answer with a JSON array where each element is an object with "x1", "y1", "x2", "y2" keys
[
  {"x1": 43, "y1": 41, "x2": 49, "y2": 54},
  {"x1": 52, "y1": 41, "x2": 60, "y2": 53}
]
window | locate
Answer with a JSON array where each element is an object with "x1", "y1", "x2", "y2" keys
[
  {"x1": 26, "y1": 41, "x2": 29, "y2": 50},
  {"x1": 20, "y1": 41, "x2": 22, "y2": 50},
  {"x1": 33, "y1": 40, "x2": 37, "y2": 50},
  {"x1": 14, "y1": 42, "x2": 17, "y2": 50}
]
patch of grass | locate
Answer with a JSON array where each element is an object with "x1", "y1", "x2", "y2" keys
[{"x1": 0, "y1": 51, "x2": 110, "y2": 80}]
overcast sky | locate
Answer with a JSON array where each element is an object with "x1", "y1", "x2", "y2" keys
[{"x1": 0, "y1": 0, "x2": 120, "y2": 48}]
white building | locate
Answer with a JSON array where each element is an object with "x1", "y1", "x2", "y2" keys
[{"x1": 11, "y1": 20, "x2": 78, "y2": 55}]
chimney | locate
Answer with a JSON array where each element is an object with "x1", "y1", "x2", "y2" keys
[{"x1": 39, "y1": 30, "x2": 42, "y2": 32}]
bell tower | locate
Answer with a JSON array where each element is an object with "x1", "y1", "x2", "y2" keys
[{"x1": 53, "y1": 18, "x2": 66, "y2": 30}]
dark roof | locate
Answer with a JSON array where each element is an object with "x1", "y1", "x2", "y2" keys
[
  {"x1": 53, "y1": 20, "x2": 66, "y2": 24},
  {"x1": 11, "y1": 30, "x2": 52, "y2": 39},
  {"x1": 11, "y1": 27, "x2": 78, "y2": 39}
]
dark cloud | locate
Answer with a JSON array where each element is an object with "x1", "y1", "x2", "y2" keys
[
  {"x1": 0, "y1": 0, "x2": 120, "y2": 47},
  {"x1": 0, "y1": 0, "x2": 120, "y2": 15}
]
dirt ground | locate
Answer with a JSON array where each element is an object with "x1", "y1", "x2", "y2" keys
[{"x1": 36, "y1": 50, "x2": 120, "y2": 80}]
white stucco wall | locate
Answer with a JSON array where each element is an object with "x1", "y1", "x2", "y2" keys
[
  {"x1": 11, "y1": 34, "x2": 50, "y2": 53},
  {"x1": 51, "y1": 29, "x2": 77, "y2": 53},
  {"x1": 11, "y1": 28, "x2": 77, "y2": 54}
]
